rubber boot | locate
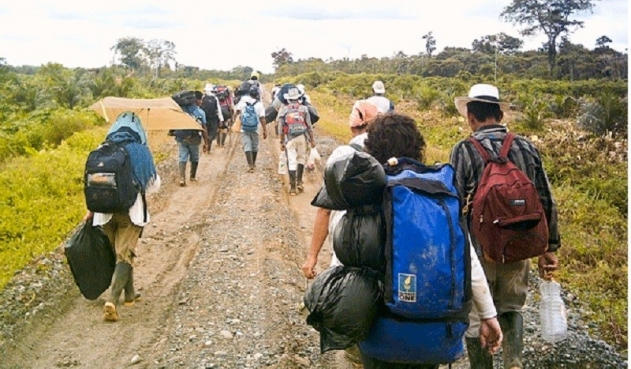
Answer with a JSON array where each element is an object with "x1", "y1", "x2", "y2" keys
[
  {"x1": 190, "y1": 162, "x2": 199, "y2": 182},
  {"x1": 245, "y1": 151, "x2": 254, "y2": 172},
  {"x1": 103, "y1": 262, "x2": 132, "y2": 322},
  {"x1": 466, "y1": 337, "x2": 493, "y2": 369},
  {"x1": 296, "y1": 164, "x2": 304, "y2": 192},
  {"x1": 288, "y1": 170, "x2": 297, "y2": 195},
  {"x1": 178, "y1": 162, "x2": 187, "y2": 187},
  {"x1": 123, "y1": 267, "x2": 141, "y2": 307},
  {"x1": 252, "y1": 151, "x2": 258, "y2": 169},
  {"x1": 500, "y1": 312, "x2": 524, "y2": 369}
]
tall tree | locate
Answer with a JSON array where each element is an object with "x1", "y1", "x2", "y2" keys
[
  {"x1": 472, "y1": 33, "x2": 524, "y2": 55},
  {"x1": 271, "y1": 48, "x2": 294, "y2": 70},
  {"x1": 595, "y1": 35, "x2": 612, "y2": 49},
  {"x1": 422, "y1": 32, "x2": 437, "y2": 58},
  {"x1": 144, "y1": 39, "x2": 176, "y2": 78},
  {"x1": 111, "y1": 37, "x2": 145, "y2": 71},
  {"x1": 501, "y1": 0, "x2": 597, "y2": 77}
]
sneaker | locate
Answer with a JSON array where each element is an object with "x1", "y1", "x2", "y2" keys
[
  {"x1": 179, "y1": 180, "x2": 186, "y2": 187},
  {"x1": 248, "y1": 167, "x2": 254, "y2": 173},
  {"x1": 103, "y1": 302, "x2": 119, "y2": 322},
  {"x1": 290, "y1": 189, "x2": 297, "y2": 196},
  {"x1": 297, "y1": 183, "x2": 304, "y2": 192}
]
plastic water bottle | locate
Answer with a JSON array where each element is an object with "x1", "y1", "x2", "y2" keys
[{"x1": 539, "y1": 279, "x2": 568, "y2": 343}]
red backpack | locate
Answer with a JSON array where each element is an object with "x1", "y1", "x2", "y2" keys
[
  {"x1": 469, "y1": 133, "x2": 549, "y2": 263},
  {"x1": 282, "y1": 103, "x2": 308, "y2": 136}
]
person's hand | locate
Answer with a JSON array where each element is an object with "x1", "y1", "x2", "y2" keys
[
  {"x1": 538, "y1": 252, "x2": 559, "y2": 278},
  {"x1": 310, "y1": 143, "x2": 316, "y2": 149},
  {"x1": 302, "y1": 256, "x2": 318, "y2": 279},
  {"x1": 203, "y1": 145, "x2": 209, "y2": 153},
  {"x1": 263, "y1": 131, "x2": 267, "y2": 140},
  {"x1": 83, "y1": 211, "x2": 94, "y2": 223},
  {"x1": 479, "y1": 317, "x2": 503, "y2": 354},
  {"x1": 280, "y1": 143, "x2": 286, "y2": 151}
]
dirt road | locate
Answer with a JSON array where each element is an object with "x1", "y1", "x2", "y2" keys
[{"x1": 1, "y1": 104, "x2": 356, "y2": 368}]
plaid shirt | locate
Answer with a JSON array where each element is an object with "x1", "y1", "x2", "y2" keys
[{"x1": 449, "y1": 124, "x2": 561, "y2": 252}]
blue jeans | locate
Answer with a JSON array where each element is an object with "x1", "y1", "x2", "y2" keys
[
  {"x1": 178, "y1": 141, "x2": 200, "y2": 163},
  {"x1": 241, "y1": 131, "x2": 259, "y2": 152}
]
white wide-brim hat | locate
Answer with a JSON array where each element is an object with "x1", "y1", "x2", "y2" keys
[
  {"x1": 372, "y1": 80, "x2": 385, "y2": 94},
  {"x1": 283, "y1": 87, "x2": 303, "y2": 101},
  {"x1": 454, "y1": 83, "x2": 511, "y2": 117},
  {"x1": 203, "y1": 83, "x2": 214, "y2": 93}
]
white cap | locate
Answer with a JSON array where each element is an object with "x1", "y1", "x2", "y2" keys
[{"x1": 372, "y1": 80, "x2": 385, "y2": 94}]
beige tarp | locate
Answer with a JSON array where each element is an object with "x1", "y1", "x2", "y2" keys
[{"x1": 90, "y1": 97, "x2": 203, "y2": 131}]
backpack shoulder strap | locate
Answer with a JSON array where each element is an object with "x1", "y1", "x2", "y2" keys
[
  {"x1": 499, "y1": 132, "x2": 516, "y2": 159},
  {"x1": 468, "y1": 137, "x2": 492, "y2": 163},
  {"x1": 349, "y1": 143, "x2": 363, "y2": 152}
]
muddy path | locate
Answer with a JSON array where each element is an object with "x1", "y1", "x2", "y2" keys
[{"x1": 1, "y1": 94, "x2": 354, "y2": 368}]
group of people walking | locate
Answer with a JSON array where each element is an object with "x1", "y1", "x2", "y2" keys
[
  {"x1": 303, "y1": 82, "x2": 560, "y2": 369},
  {"x1": 82, "y1": 76, "x2": 559, "y2": 369}
]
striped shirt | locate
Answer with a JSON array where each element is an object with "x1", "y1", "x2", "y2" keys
[{"x1": 449, "y1": 124, "x2": 561, "y2": 252}]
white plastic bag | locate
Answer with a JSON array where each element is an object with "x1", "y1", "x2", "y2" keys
[
  {"x1": 307, "y1": 147, "x2": 321, "y2": 171},
  {"x1": 278, "y1": 151, "x2": 287, "y2": 175}
]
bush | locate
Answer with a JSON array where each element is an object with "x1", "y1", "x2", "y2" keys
[{"x1": 577, "y1": 92, "x2": 628, "y2": 137}]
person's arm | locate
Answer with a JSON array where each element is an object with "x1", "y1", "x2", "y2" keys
[
  {"x1": 83, "y1": 211, "x2": 94, "y2": 222},
  {"x1": 302, "y1": 207, "x2": 332, "y2": 279},
  {"x1": 260, "y1": 116, "x2": 267, "y2": 140},
  {"x1": 470, "y1": 243, "x2": 503, "y2": 354},
  {"x1": 304, "y1": 106, "x2": 315, "y2": 148}
]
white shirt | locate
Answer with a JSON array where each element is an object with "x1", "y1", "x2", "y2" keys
[
  {"x1": 367, "y1": 95, "x2": 392, "y2": 113},
  {"x1": 93, "y1": 175, "x2": 162, "y2": 227},
  {"x1": 235, "y1": 95, "x2": 266, "y2": 133}
]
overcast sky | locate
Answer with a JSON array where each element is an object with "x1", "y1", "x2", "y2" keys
[{"x1": 0, "y1": 0, "x2": 627, "y2": 74}]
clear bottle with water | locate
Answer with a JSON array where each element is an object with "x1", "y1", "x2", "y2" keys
[{"x1": 539, "y1": 279, "x2": 568, "y2": 343}]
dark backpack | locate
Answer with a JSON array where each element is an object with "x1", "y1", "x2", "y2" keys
[
  {"x1": 468, "y1": 133, "x2": 549, "y2": 263},
  {"x1": 84, "y1": 141, "x2": 139, "y2": 214},
  {"x1": 201, "y1": 95, "x2": 219, "y2": 123},
  {"x1": 171, "y1": 90, "x2": 196, "y2": 107},
  {"x1": 241, "y1": 102, "x2": 259, "y2": 132},
  {"x1": 359, "y1": 158, "x2": 472, "y2": 365}
]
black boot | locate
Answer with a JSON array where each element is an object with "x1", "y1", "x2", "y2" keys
[
  {"x1": 296, "y1": 164, "x2": 304, "y2": 192},
  {"x1": 245, "y1": 151, "x2": 254, "y2": 172},
  {"x1": 178, "y1": 162, "x2": 187, "y2": 187},
  {"x1": 103, "y1": 262, "x2": 132, "y2": 322},
  {"x1": 466, "y1": 337, "x2": 493, "y2": 369},
  {"x1": 500, "y1": 312, "x2": 524, "y2": 369},
  {"x1": 288, "y1": 170, "x2": 297, "y2": 195},
  {"x1": 190, "y1": 162, "x2": 199, "y2": 182},
  {"x1": 124, "y1": 266, "x2": 141, "y2": 306},
  {"x1": 252, "y1": 151, "x2": 258, "y2": 168}
]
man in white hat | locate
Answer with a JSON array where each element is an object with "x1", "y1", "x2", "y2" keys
[
  {"x1": 367, "y1": 80, "x2": 394, "y2": 113},
  {"x1": 278, "y1": 87, "x2": 315, "y2": 195},
  {"x1": 449, "y1": 83, "x2": 561, "y2": 369}
]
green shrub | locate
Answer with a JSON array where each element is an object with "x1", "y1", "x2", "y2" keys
[{"x1": 577, "y1": 92, "x2": 628, "y2": 137}]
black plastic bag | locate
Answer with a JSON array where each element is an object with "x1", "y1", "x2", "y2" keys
[
  {"x1": 265, "y1": 105, "x2": 278, "y2": 123},
  {"x1": 306, "y1": 103, "x2": 319, "y2": 124},
  {"x1": 311, "y1": 151, "x2": 386, "y2": 210},
  {"x1": 304, "y1": 266, "x2": 383, "y2": 353},
  {"x1": 64, "y1": 220, "x2": 115, "y2": 300},
  {"x1": 332, "y1": 204, "x2": 386, "y2": 272}
]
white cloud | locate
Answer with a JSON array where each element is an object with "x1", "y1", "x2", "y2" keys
[{"x1": 0, "y1": 0, "x2": 627, "y2": 73}]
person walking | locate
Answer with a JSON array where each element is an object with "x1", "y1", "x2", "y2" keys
[
  {"x1": 83, "y1": 111, "x2": 161, "y2": 322},
  {"x1": 201, "y1": 84, "x2": 224, "y2": 153},
  {"x1": 278, "y1": 87, "x2": 315, "y2": 195},
  {"x1": 171, "y1": 91, "x2": 209, "y2": 186},
  {"x1": 302, "y1": 99, "x2": 379, "y2": 278},
  {"x1": 233, "y1": 86, "x2": 267, "y2": 172},
  {"x1": 359, "y1": 113, "x2": 502, "y2": 368},
  {"x1": 367, "y1": 80, "x2": 394, "y2": 113},
  {"x1": 449, "y1": 83, "x2": 561, "y2": 369}
]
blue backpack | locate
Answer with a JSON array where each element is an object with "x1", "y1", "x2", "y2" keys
[
  {"x1": 241, "y1": 102, "x2": 259, "y2": 132},
  {"x1": 359, "y1": 158, "x2": 472, "y2": 365}
]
